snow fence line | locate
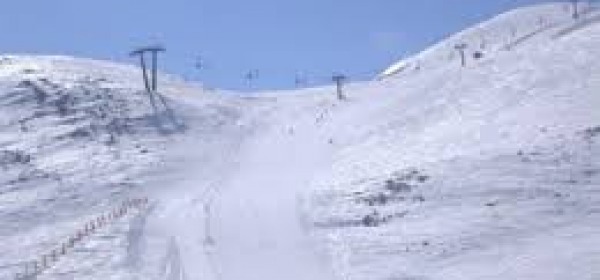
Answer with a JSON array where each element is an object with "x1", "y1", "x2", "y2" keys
[{"x1": 13, "y1": 197, "x2": 150, "y2": 280}]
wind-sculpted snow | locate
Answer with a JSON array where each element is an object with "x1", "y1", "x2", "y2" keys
[
  {"x1": 0, "y1": 56, "x2": 251, "y2": 280},
  {"x1": 308, "y1": 132, "x2": 599, "y2": 280}
]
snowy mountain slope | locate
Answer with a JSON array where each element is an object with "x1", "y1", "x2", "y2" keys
[
  {"x1": 1, "y1": 3, "x2": 599, "y2": 280},
  {"x1": 133, "y1": 4, "x2": 600, "y2": 278},
  {"x1": 379, "y1": 2, "x2": 598, "y2": 78},
  {"x1": 0, "y1": 55, "x2": 268, "y2": 280},
  {"x1": 303, "y1": 5, "x2": 600, "y2": 280}
]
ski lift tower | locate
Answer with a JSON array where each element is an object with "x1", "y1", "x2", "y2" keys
[
  {"x1": 332, "y1": 74, "x2": 347, "y2": 100},
  {"x1": 454, "y1": 43, "x2": 468, "y2": 67},
  {"x1": 130, "y1": 45, "x2": 166, "y2": 93},
  {"x1": 129, "y1": 45, "x2": 169, "y2": 113}
]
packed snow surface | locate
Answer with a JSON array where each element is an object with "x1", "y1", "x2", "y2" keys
[{"x1": 1, "y1": 3, "x2": 599, "y2": 280}]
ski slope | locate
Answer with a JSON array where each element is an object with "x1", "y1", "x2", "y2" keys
[
  {"x1": 379, "y1": 2, "x2": 595, "y2": 78},
  {"x1": 1, "y1": 3, "x2": 599, "y2": 280}
]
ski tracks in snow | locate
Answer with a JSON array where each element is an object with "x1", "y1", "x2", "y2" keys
[
  {"x1": 142, "y1": 186, "x2": 223, "y2": 280},
  {"x1": 160, "y1": 237, "x2": 187, "y2": 280},
  {"x1": 206, "y1": 115, "x2": 339, "y2": 280},
  {"x1": 138, "y1": 101, "x2": 340, "y2": 280}
]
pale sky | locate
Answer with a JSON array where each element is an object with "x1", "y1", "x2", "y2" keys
[{"x1": 0, "y1": 0, "x2": 550, "y2": 90}]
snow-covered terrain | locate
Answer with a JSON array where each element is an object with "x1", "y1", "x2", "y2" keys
[
  {"x1": 379, "y1": 2, "x2": 597, "y2": 78},
  {"x1": 1, "y1": 2, "x2": 599, "y2": 280}
]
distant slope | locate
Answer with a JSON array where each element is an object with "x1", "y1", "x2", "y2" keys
[{"x1": 379, "y1": 3, "x2": 598, "y2": 79}]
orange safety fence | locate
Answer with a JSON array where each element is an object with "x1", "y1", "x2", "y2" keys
[{"x1": 14, "y1": 197, "x2": 149, "y2": 280}]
